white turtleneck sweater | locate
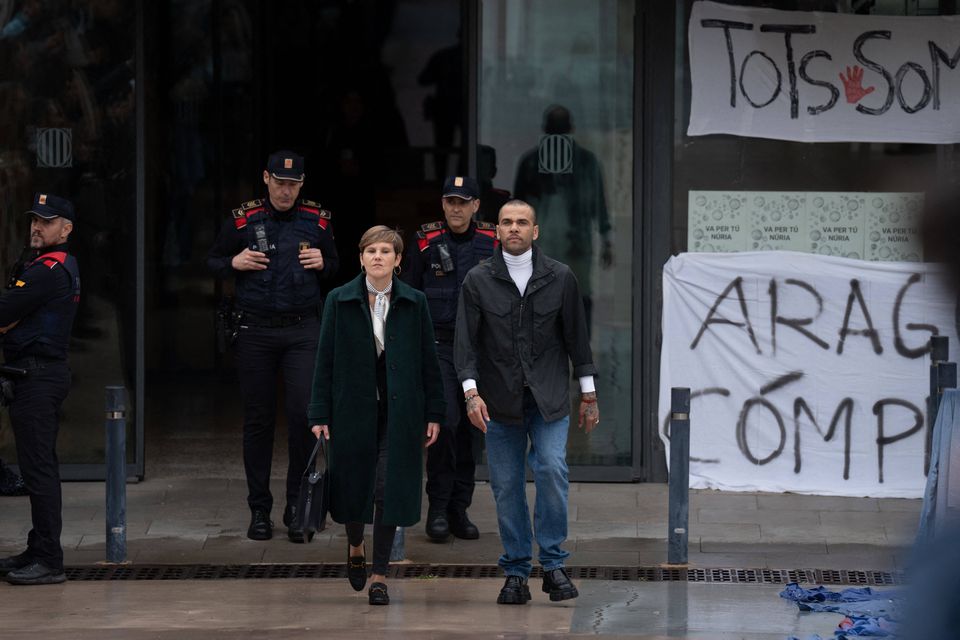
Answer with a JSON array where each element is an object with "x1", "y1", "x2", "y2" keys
[{"x1": 462, "y1": 247, "x2": 595, "y2": 397}]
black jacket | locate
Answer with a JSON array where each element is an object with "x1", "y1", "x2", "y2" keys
[{"x1": 454, "y1": 246, "x2": 596, "y2": 424}]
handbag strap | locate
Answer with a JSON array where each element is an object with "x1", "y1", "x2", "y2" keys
[{"x1": 302, "y1": 437, "x2": 327, "y2": 479}]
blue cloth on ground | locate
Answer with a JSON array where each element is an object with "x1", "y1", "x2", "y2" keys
[{"x1": 780, "y1": 583, "x2": 902, "y2": 639}]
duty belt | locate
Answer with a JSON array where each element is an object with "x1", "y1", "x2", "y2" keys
[
  {"x1": 5, "y1": 355, "x2": 63, "y2": 370},
  {"x1": 241, "y1": 310, "x2": 317, "y2": 328}
]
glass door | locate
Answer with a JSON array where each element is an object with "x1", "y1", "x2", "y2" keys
[{"x1": 477, "y1": 0, "x2": 635, "y2": 477}]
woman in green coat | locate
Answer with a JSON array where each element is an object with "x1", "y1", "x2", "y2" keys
[{"x1": 309, "y1": 225, "x2": 445, "y2": 605}]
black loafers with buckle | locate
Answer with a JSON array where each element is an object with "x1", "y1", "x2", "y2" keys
[
  {"x1": 368, "y1": 581, "x2": 389, "y2": 605},
  {"x1": 347, "y1": 544, "x2": 367, "y2": 592}
]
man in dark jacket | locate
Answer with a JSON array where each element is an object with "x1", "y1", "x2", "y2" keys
[
  {"x1": 207, "y1": 151, "x2": 339, "y2": 542},
  {"x1": 0, "y1": 193, "x2": 81, "y2": 585},
  {"x1": 454, "y1": 199, "x2": 600, "y2": 605}
]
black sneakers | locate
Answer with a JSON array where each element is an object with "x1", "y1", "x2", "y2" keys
[
  {"x1": 497, "y1": 575, "x2": 532, "y2": 605},
  {"x1": 0, "y1": 553, "x2": 32, "y2": 576},
  {"x1": 247, "y1": 509, "x2": 273, "y2": 541},
  {"x1": 542, "y1": 567, "x2": 579, "y2": 601},
  {"x1": 5, "y1": 562, "x2": 66, "y2": 585}
]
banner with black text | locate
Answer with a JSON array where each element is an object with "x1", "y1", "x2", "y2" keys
[
  {"x1": 688, "y1": 1, "x2": 960, "y2": 143},
  {"x1": 659, "y1": 251, "x2": 958, "y2": 497}
]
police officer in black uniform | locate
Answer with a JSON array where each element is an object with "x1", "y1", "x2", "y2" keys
[
  {"x1": 402, "y1": 176, "x2": 497, "y2": 541},
  {"x1": 0, "y1": 193, "x2": 80, "y2": 585},
  {"x1": 207, "y1": 151, "x2": 339, "y2": 542}
]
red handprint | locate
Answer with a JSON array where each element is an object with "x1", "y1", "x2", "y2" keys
[{"x1": 839, "y1": 65, "x2": 875, "y2": 104}]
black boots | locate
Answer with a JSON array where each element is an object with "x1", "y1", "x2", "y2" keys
[
  {"x1": 425, "y1": 509, "x2": 450, "y2": 541},
  {"x1": 542, "y1": 567, "x2": 579, "y2": 601},
  {"x1": 447, "y1": 511, "x2": 479, "y2": 540},
  {"x1": 497, "y1": 575, "x2": 531, "y2": 605},
  {"x1": 247, "y1": 509, "x2": 273, "y2": 541}
]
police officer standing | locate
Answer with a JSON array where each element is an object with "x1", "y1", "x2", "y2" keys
[
  {"x1": 207, "y1": 151, "x2": 339, "y2": 542},
  {"x1": 0, "y1": 193, "x2": 81, "y2": 585},
  {"x1": 402, "y1": 176, "x2": 496, "y2": 541}
]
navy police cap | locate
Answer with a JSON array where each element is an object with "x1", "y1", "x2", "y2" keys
[
  {"x1": 442, "y1": 176, "x2": 479, "y2": 200},
  {"x1": 266, "y1": 150, "x2": 305, "y2": 182},
  {"x1": 27, "y1": 192, "x2": 76, "y2": 222}
]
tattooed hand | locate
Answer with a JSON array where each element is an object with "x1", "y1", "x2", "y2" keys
[
  {"x1": 578, "y1": 392, "x2": 600, "y2": 433},
  {"x1": 465, "y1": 393, "x2": 490, "y2": 433}
]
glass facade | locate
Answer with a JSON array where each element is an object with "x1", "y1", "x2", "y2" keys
[
  {"x1": 479, "y1": 0, "x2": 635, "y2": 467},
  {"x1": 0, "y1": 0, "x2": 137, "y2": 473}
]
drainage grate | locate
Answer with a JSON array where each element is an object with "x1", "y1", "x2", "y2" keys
[{"x1": 62, "y1": 564, "x2": 904, "y2": 585}]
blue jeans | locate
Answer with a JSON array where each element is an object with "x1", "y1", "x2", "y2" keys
[{"x1": 485, "y1": 390, "x2": 570, "y2": 578}]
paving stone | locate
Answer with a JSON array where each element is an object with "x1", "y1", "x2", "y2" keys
[
  {"x1": 694, "y1": 523, "x2": 761, "y2": 543},
  {"x1": 757, "y1": 494, "x2": 880, "y2": 511},
  {"x1": 698, "y1": 507, "x2": 820, "y2": 527},
  {"x1": 878, "y1": 497, "x2": 922, "y2": 512}
]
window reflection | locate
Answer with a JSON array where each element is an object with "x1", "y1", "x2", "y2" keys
[
  {"x1": 480, "y1": 0, "x2": 634, "y2": 467},
  {"x1": 0, "y1": 0, "x2": 136, "y2": 468}
]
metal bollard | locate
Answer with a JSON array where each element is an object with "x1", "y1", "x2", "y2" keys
[
  {"x1": 927, "y1": 337, "x2": 957, "y2": 475},
  {"x1": 390, "y1": 526, "x2": 405, "y2": 561},
  {"x1": 667, "y1": 387, "x2": 691, "y2": 565},
  {"x1": 105, "y1": 386, "x2": 127, "y2": 563}
]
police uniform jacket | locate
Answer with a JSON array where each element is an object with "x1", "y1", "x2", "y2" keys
[
  {"x1": 401, "y1": 220, "x2": 496, "y2": 335},
  {"x1": 0, "y1": 243, "x2": 80, "y2": 362},
  {"x1": 206, "y1": 197, "x2": 339, "y2": 315}
]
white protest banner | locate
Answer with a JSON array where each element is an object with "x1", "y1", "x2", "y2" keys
[
  {"x1": 658, "y1": 251, "x2": 958, "y2": 497},
  {"x1": 688, "y1": 1, "x2": 960, "y2": 143}
]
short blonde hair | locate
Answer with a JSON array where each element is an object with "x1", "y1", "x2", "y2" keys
[{"x1": 358, "y1": 225, "x2": 404, "y2": 255}]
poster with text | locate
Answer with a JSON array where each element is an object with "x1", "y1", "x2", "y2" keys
[
  {"x1": 659, "y1": 251, "x2": 957, "y2": 497},
  {"x1": 688, "y1": 1, "x2": 960, "y2": 143}
]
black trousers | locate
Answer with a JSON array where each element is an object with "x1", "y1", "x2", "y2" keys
[
  {"x1": 236, "y1": 316, "x2": 319, "y2": 514},
  {"x1": 425, "y1": 340, "x2": 476, "y2": 515},
  {"x1": 9, "y1": 360, "x2": 71, "y2": 570},
  {"x1": 345, "y1": 403, "x2": 395, "y2": 575}
]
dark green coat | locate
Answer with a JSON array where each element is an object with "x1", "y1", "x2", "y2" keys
[{"x1": 308, "y1": 274, "x2": 445, "y2": 527}]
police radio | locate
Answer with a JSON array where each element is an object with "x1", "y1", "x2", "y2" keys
[
  {"x1": 437, "y1": 242, "x2": 454, "y2": 273},
  {"x1": 253, "y1": 224, "x2": 271, "y2": 254}
]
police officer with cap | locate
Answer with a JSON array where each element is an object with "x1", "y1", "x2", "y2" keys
[
  {"x1": 0, "y1": 193, "x2": 81, "y2": 585},
  {"x1": 207, "y1": 150, "x2": 339, "y2": 542},
  {"x1": 401, "y1": 176, "x2": 496, "y2": 541}
]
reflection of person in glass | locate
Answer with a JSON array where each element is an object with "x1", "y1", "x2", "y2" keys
[
  {"x1": 309, "y1": 226, "x2": 444, "y2": 606},
  {"x1": 419, "y1": 31, "x2": 462, "y2": 180},
  {"x1": 206, "y1": 151, "x2": 339, "y2": 544},
  {"x1": 513, "y1": 105, "x2": 612, "y2": 330},
  {"x1": 0, "y1": 193, "x2": 80, "y2": 586}
]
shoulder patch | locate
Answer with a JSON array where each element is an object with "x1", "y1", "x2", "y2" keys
[
  {"x1": 300, "y1": 199, "x2": 322, "y2": 209},
  {"x1": 420, "y1": 221, "x2": 444, "y2": 232},
  {"x1": 475, "y1": 221, "x2": 496, "y2": 231},
  {"x1": 232, "y1": 208, "x2": 247, "y2": 229},
  {"x1": 240, "y1": 199, "x2": 262, "y2": 210}
]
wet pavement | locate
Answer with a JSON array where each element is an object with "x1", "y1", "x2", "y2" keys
[{"x1": 0, "y1": 578, "x2": 839, "y2": 639}]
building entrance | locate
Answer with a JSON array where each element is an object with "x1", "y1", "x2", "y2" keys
[{"x1": 143, "y1": 0, "x2": 470, "y2": 476}]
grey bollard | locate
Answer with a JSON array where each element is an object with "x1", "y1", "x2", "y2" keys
[
  {"x1": 105, "y1": 386, "x2": 127, "y2": 563},
  {"x1": 667, "y1": 387, "x2": 691, "y2": 565},
  {"x1": 390, "y1": 526, "x2": 405, "y2": 562}
]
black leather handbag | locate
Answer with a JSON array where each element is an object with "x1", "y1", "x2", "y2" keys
[{"x1": 291, "y1": 437, "x2": 330, "y2": 542}]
